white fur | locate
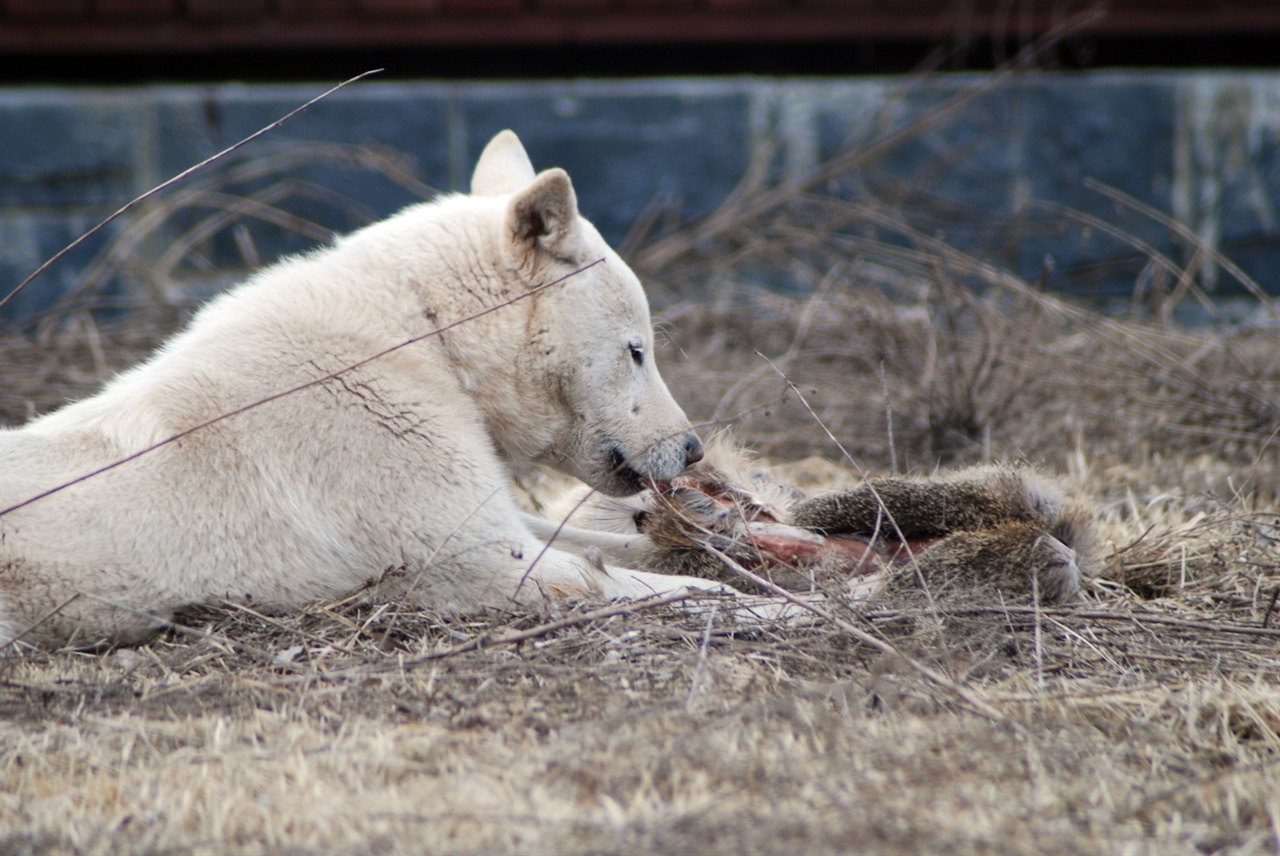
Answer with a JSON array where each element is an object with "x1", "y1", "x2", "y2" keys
[{"x1": 0, "y1": 130, "x2": 728, "y2": 648}]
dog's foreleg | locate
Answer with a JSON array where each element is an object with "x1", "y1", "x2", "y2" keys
[
  {"x1": 502, "y1": 537, "x2": 735, "y2": 604},
  {"x1": 519, "y1": 512, "x2": 656, "y2": 567}
]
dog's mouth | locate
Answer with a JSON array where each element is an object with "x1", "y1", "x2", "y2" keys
[{"x1": 600, "y1": 446, "x2": 646, "y2": 497}]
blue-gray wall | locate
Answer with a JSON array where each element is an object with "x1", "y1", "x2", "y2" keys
[{"x1": 2, "y1": 73, "x2": 1279, "y2": 324}]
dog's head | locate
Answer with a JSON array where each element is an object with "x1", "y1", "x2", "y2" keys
[{"x1": 469, "y1": 130, "x2": 702, "y2": 496}]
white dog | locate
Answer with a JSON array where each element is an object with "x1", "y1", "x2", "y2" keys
[{"x1": 0, "y1": 130, "x2": 732, "y2": 648}]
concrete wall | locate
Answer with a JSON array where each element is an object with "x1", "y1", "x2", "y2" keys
[{"x1": 2, "y1": 72, "x2": 1278, "y2": 323}]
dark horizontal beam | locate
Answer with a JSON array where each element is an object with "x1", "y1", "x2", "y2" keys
[{"x1": 2, "y1": 4, "x2": 1279, "y2": 53}]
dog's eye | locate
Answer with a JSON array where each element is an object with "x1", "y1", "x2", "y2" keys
[{"x1": 628, "y1": 343, "x2": 644, "y2": 366}]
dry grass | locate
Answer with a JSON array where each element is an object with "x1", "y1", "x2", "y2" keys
[{"x1": 3, "y1": 88, "x2": 1280, "y2": 853}]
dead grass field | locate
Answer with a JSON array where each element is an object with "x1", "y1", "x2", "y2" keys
[{"x1": 2, "y1": 89, "x2": 1280, "y2": 854}]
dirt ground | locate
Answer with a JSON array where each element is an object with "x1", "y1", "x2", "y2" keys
[
  {"x1": 3, "y1": 276, "x2": 1278, "y2": 854},
  {"x1": 2, "y1": 93, "x2": 1279, "y2": 853}
]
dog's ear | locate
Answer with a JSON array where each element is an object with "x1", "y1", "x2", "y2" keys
[
  {"x1": 505, "y1": 167, "x2": 580, "y2": 262},
  {"x1": 471, "y1": 130, "x2": 537, "y2": 197}
]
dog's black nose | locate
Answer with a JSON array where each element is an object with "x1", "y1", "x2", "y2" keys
[{"x1": 684, "y1": 434, "x2": 705, "y2": 466}]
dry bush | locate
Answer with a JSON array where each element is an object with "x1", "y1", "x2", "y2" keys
[{"x1": 3, "y1": 80, "x2": 1280, "y2": 854}]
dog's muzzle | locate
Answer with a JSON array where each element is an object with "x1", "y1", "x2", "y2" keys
[{"x1": 601, "y1": 433, "x2": 703, "y2": 497}]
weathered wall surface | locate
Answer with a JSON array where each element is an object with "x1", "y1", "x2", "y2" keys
[{"x1": 1, "y1": 73, "x2": 1278, "y2": 323}]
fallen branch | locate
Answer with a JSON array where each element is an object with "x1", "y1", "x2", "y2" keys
[
  {"x1": 878, "y1": 604, "x2": 1280, "y2": 640},
  {"x1": 401, "y1": 588, "x2": 697, "y2": 666},
  {"x1": 708, "y1": 552, "x2": 1006, "y2": 722}
]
